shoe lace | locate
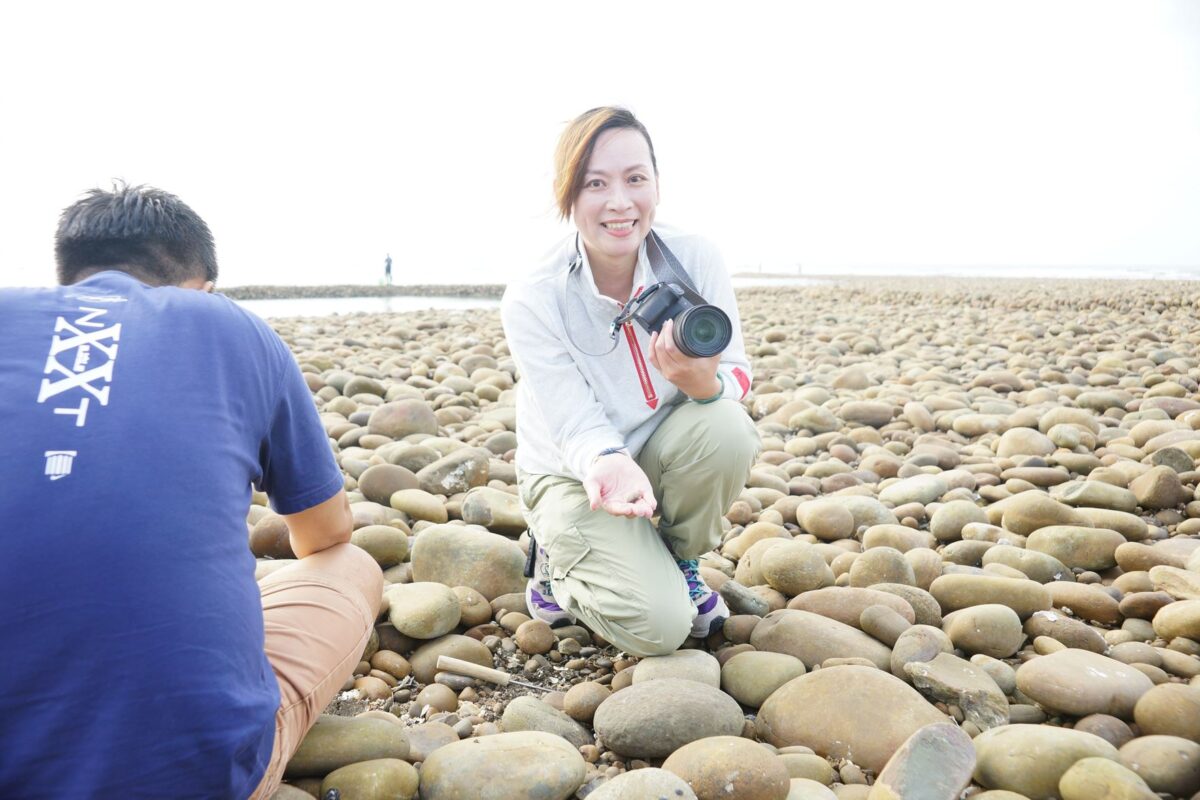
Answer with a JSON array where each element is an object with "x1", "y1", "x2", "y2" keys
[{"x1": 675, "y1": 558, "x2": 709, "y2": 603}]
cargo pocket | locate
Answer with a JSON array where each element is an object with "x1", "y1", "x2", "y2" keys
[{"x1": 546, "y1": 525, "x2": 591, "y2": 582}]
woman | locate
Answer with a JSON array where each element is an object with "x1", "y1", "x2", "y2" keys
[{"x1": 500, "y1": 107, "x2": 760, "y2": 657}]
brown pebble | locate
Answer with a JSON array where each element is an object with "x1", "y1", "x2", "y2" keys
[
  {"x1": 515, "y1": 619, "x2": 556, "y2": 655},
  {"x1": 353, "y1": 676, "x2": 391, "y2": 701},
  {"x1": 415, "y1": 683, "x2": 458, "y2": 712},
  {"x1": 611, "y1": 669, "x2": 634, "y2": 691},
  {"x1": 500, "y1": 611, "x2": 532, "y2": 633},
  {"x1": 564, "y1": 681, "x2": 611, "y2": 723},
  {"x1": 369, "y1": 668, "x2": 398, "y2": 687}
]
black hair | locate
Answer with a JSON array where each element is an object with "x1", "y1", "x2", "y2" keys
[{"x1": 54, "y1": 182, "x2": 218, "y2": 286}]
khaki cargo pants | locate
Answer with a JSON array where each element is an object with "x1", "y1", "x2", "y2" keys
[{"x1": 519, "y1": 399, "x2": 760, "y2": 657}]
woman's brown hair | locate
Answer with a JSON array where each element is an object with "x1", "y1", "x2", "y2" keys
[{"x1": 553, "y1": 107, "x2": 658, "y2": 221}]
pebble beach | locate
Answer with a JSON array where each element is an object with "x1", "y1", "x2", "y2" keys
[{"x1": 251, "y1": 278, "x2": 1200, "y2": 800}]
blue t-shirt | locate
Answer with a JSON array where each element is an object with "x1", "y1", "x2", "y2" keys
[{"x1": 0, "y1": 272, "x2": 344, "y2": 799}]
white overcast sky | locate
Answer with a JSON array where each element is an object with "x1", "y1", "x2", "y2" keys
[{"x1": 2, "y1": 0, "x2": 1198, "y2": 288}]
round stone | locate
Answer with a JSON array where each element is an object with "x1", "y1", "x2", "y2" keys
[
  {"x1": 383, "y1": 582, "x2": 461, "y2": 639},
  {"x1": 1024, "y1": 610, "x2": 1108, "y2": 653},
  {"x1": 404, "y1": 721, "x2": 459, "y2": 763},
  {"x1": 1133, "y1": 683, "x2": 1200, "y2": 741},
  {"x1": 1118, "y1": 735, "x2": 1200, "y2": 797},
  {"x1": 418, "y1": 731, "x2": 586, "y2": 800},
  {"x1": 799, "y1": 500, "x2": 856, "y2": 541},
  {"x1": 1015, "y1": 649, "x2": 1155, "y2": 719},
  {"x1": 1074, "y1": 714, "x2": 1135, "y2": 749},
  {"x1": 787, "y1": 586, "x2": 916, "y2": 629},
  {"x1": 514, "y1": 619, "x2": 556, "y2": 655},
  {"x1": 350, "y1": 524, "x2": 409, "y2": 567},
  {"x1": 409, "y1": 634, "x2": 493, "y2": 684},
  {"x1": 930, "y1": 500, "x2": 989, "y2": 543},
  {"x1": 410, "y1": 524, "x2": 526, "y2": 600},
  {"x1": 415, "y1": 683, "x2": 458, "y2": 712},
  {"x1": 1153, "y1": 598, "x2": 1200, "y2": 642},
  {"x1": 500, "y1": 695, "x2": 593, "y2": 749},
  {"x1": 751, "y1": 609, "x2": 892, "y2": 670},
  {"x1": 389, "y1": 488, "x2": 448, "y2": 523},
  {"x1": 720, "y1": 650, "x2": 807, "y2": 708},
  {"x1": 368, "y1": 399, "x2": 438, "y2": 439},
  {"x1": 890, "y1": 625, "x2": 954, "y2": 679},
  {"x1": 930, "y1": 574, "x2": 1051, "y2": 618},
  {"x1": 1026, "y1": 525, "x2": 1126, "y2": 571},
  {"x1": 563, "y1": 681, "x2": 611, "y2": 724},
  {"x1": 849, "y1": 547, "x2": 916, "y2": 588},
  {"x1": 586, "y1": 769, "x2": 698, "y2": 800},
  {"x1": 357, "y1": 464, "x2": 420, "y2": 506},
  {"x1": 1058, "y1": 757, "x2": 1157, "y2": 800},
  {"x1": 632, "y1": 649, "x2": 721, "y2": 688},
  {"x1": 981, "y1": 545, "x2": 1074, "y2": 584},
  {"x1": 592, "y1": 678, "x2": 745, "y2": 758},
  {"x1": 973, "y1": 724, "x2": 1119, "y2": 799},
  {"x1": 320, "y1": 759, "x2": 418, "y2": 800},
  {"x1": 943, "y1": 604, "x2": 1025, "y2": 658},
  {"x1": 761, "y1": 542, "x2": 835, "y2": 595},
  {"x1": 997, "y1": 492, "x2": 1083, "y2": 536},
  {"x1": 756, "y1": 665, "x2": 949, "y2": 772},
  {"x1": 662, "y1": 735, "x2": 790, "y2": 800},
  {"x1": 249, "y1": 514, "x2": 294, "y2": 559},
  {"x1": 452, "y1": 585, "x2": 492, "y2": 627},
  {"x1": 284, "y1": 715, "x2": 411, "y2": 779}
]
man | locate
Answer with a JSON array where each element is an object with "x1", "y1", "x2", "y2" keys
[
  {"x1": 0, "y1": 184, "x2": 382, "y2": 798},
  {"x1": 384, "y1": 252, "x2": 393, "y2": 285}
]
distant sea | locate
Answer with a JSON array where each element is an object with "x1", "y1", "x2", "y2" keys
[
  {"x1": 235, "y1": 295, "x2": 501, "y2": 319},
  {"x1": 234, "y1": 275, "x2": 828, "y2": 318},
  {"x1": 234, "y1": 267, "x2": 1197, "y2": 319}
]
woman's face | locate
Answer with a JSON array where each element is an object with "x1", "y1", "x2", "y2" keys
[{"x1": 573, "y1": 127, "x2": 659, "y2": 274}]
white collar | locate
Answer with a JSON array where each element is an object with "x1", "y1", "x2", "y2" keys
[{"x1": 574, "y1": 234, "x2": 653, "y2": 306}]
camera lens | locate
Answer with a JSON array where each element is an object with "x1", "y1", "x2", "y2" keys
[{"x1": 673, "y1": 304, "x2": 732, "y2": 358}]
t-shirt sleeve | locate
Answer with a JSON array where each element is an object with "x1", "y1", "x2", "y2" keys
[{"x1": 256, "y1": 338, "x2": 344, "y2": 515}]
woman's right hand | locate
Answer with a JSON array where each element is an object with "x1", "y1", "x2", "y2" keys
[{"x1": 583, "y1": 453, "x2": 657, "y2": 519}]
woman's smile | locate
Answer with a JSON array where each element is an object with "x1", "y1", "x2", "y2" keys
[{"x1": 573, "y1": 127, "x2": 660, "y2": 276}]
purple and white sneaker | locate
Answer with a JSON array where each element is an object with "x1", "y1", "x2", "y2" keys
[
  {"x1": 525, "y1": 545, "x2": 575, "y2": 627},
  {"x1": 676, "y1": 557, "x2": 729, "y2": 638}
]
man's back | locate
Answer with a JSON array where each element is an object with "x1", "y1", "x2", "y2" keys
[{"x1": 0, "y1": 271, "x2": 341, "y2": 798}]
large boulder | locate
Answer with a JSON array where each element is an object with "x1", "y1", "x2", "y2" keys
[
  {"x1": 418, "y1": 731, "x2": 586, "y2": 800},
  {"x1": 751, "y1": 609, "x2": 892, "y2": 669},
  {"x1": 284, "y1": 715, "x2": 409, "y2": 778},
  {"x1": 416, "y1": 447, "x2": 490, "y2": 495},
  {"x1": 973, "y1": 724, "x2": 1119, "y2": 799},
  {"x1": 662, "y1": 736, "x2": 790, "y2": 800},
  {"x1": 756, "y1": 665, "x2": 949, "y2": 772},
  {"x1": 592, "y1": 678, "x2": 745, "y2": 758},
  {"x1": 410, "y1": 524, "x2": 526, "y2": 600},
  {"x1": 368, "y1": 399, "x2": 438, "y2": 439}
]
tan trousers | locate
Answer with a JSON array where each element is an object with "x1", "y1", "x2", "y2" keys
[
  {"x1": 519, "y1": 399, "x2": 759, "y2": 657},
  {"x1": 250, "y1": 543, "x2": 383, "y2": 799}
]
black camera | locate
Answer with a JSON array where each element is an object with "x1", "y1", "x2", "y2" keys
[{"x1": 616, "y1": 282, "x2": 732, "y2": 358}]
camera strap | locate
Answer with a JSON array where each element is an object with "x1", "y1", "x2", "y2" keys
[
  {"x1": 560, "y1": 230, "x2": 706, "y2": 356},
  {"x1": 646, "y1": 230, "x2": 708, "y2": 308}
]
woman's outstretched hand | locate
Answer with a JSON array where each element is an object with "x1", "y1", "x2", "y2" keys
[
  {"x1": 648, "y1": 318, "x2": 722, "y2": 400},
  {"x1": 583, "y1": 452, "x2": 657, "y2": 518}
]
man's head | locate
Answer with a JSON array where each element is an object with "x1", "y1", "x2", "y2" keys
[{"x1": 55, "y1": 183, "x2": 218, "y2": 288}]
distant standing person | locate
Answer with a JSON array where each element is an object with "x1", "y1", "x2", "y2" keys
[
  {"x1": 501, "y1": 107, "x2": 760, "y2": 657},
  {"x1": 384, "y1": 252, "x2": 393, "y2": 285},
  {"x1": 0, "y1": 184, "x2": 383, "y2": 798}
]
